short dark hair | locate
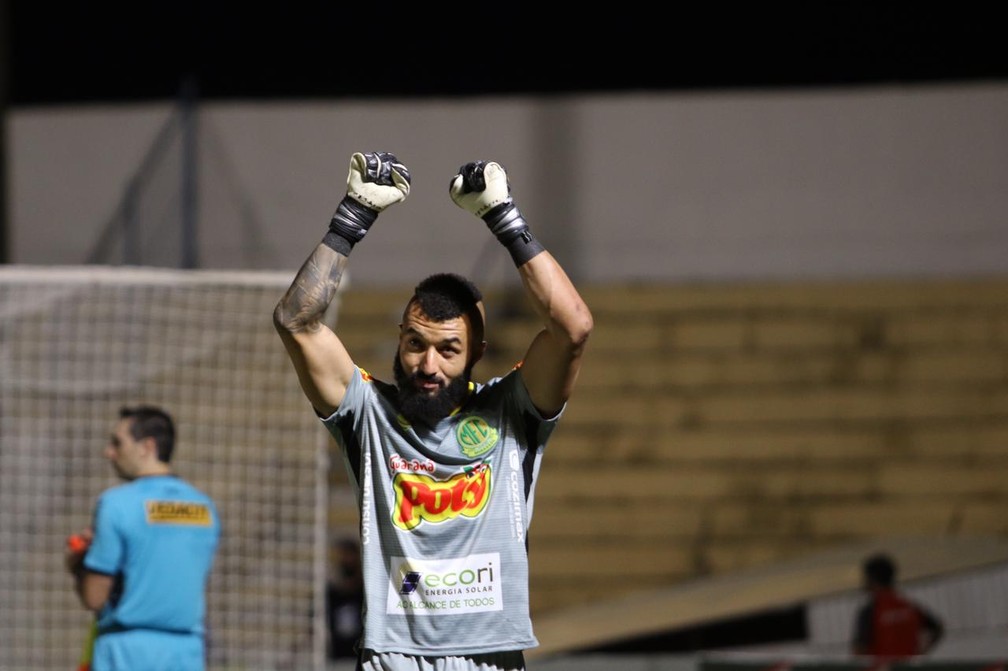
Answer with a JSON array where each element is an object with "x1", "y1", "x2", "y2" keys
[
  {"x1": 408, "y1": 273, "x2": 485, "y2": 346},
  {"x1": 863, "y1": 552, "x2": 897, "y2": 587},
  {"x1": 120, "y1": 405, "x2": 176, "y2": 463}
]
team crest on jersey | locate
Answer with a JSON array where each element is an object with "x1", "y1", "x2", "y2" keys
[
  {"x1": 392, "y1": 462, "x2": 491, "y2": 531},
  {"x1": 455, "y1": 415, "x2": 498, "y2": 457}
]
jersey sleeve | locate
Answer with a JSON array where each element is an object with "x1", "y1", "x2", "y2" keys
[
  {"x1": 82, "y1": 492, "x2": 123, "y2": 576},
  {"x1": 513, "y1": 364, "x2": 565, "y2": 419},
  {"x1": 510, "y1": 368, "x2": 563, "y2": 450}
]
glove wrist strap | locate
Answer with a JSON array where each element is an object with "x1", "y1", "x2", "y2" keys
[
  {"x1": 483, "y1": 203, "x2": 545, "y2": 267},
  {"x1": 323, "y1": 197, "x2": 378, "y2": 254}
]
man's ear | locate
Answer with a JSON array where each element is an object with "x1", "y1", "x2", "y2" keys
[
  {"x1": 471, "y1": 340, "x2": 488, "y2": 367},
  {"x1": 140, "y1": 436, "x2": 158, "y2": 458}
]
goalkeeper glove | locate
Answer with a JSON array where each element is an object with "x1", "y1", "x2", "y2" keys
[
  {"x1": 324, "y1": 151, "x2": 411, "y2": 254},
  {"x1": 449, "y1": 160, "x2": 545, "y2": 266}
]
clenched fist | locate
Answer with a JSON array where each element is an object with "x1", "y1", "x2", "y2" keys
[
  {"x1": 346, "y1": 151, "x2": 411, "y2": 212},
  {"x1": 325, "y1": 151, "x2": 411, "y2": 254},
  {"x1": 449, "y1": 160, "x2": 511, "y2": 218},
  {"x1": 449, "y1": 160, "x2": 545, "y2": 267}
]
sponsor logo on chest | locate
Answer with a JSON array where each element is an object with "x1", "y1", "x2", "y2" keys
[{"x1": 386, "y1": 553, "x2": 504, "y2": 615}]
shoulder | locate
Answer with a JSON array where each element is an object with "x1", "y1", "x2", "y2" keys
[
  {"x1": 178, "y1": 477, "x2": 215, "y2": 501},
  {"x1": 472, "y1": 372, "x2": 513, "y2": 395},
  {"x1": 476, "y1": 368, "x2": 558, "y2": 419},
  {"x1": 93, "y1": 482, "x2": 143, "y2": 525},
  {"x1": 98, "y1": 480, "x2": 139, "y2": 503},
  {"x1": 347, "y1": 366, "x2": 396, "y2": 402},
  {"x1": 370, "y1": 376, "x2": 398, "y2": 400},
  {"x1": 467, "y1": 374, "x2": 512, "y2": 408}
]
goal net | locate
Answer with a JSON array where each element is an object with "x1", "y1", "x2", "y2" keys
[{"x1": 0, "y1": 265, "x2": 334, "y2": 671}]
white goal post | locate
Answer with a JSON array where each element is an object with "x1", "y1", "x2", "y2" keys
[{"x1": 0, "y1": 265, "x2": 335, "y2": 671}]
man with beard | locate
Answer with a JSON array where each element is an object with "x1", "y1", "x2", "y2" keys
[{"x1": 273, "y1": 152, "x2": 593, "y2": 671}]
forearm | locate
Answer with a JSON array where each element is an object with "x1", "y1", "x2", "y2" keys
[
  {"x1": 68, "y1": 564, "x2": 105, "y2": 611},
  {"x1": 276, "y1": 151, "x2": 410, "y2": 336},
  {"x1": 69, "y1": 561, "x2": 86, "y2": 602}
]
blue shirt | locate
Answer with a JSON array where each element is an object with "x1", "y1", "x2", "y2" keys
[{"x1": 84, "y1": 474, "x2": 220, "y2": 668}]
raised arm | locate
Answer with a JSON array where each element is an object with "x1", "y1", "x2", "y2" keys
[
  {"x1": 274, "y1": 151, "x2": 410, "y2": 417},
  {"x1": 450, "y1": 161, "x2": 593, "y2": 417}
]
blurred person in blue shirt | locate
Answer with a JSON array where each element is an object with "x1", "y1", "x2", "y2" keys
[{"x1": 66, "y1": 405, "x2": 221, "y2": 671}]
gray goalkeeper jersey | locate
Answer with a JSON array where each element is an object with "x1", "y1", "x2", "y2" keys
[{"x1": 321, "y1": 365, "x2": 559, "y2": 656}]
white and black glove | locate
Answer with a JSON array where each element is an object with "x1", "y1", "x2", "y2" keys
[
  {"x1": 449, "y1": 161, "x2": 545, "y2": 267},
  {"x1": 324, "y1": 151, "x2": 411, "y2": 255}
]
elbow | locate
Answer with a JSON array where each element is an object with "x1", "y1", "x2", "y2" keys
[
  {"x1": 569, "y1": 310, "x2": 594, "y2": 355},
  {"x1": 272, "y1": 307, "x2": 284, "y2": 336},
  {"x1": 81, "y1": 593, "x2": 105, "y2": 612},
  {"x1": 79, "y1": 577, "x2": 109, "y2": 612},
  {"x1": 274, "y1": 299, "x2": 320, "y2": 340},
  {"x1": 273, "y1": 301, "x2": 294, "y2": 337}
]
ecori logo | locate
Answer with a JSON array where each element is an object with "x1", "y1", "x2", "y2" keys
[
  {"x1": 397, "y1": 561, "x2": 497, "y2": 594},
  {"x1": 399, "y1": 571, "x2": 422, "y2": 595}
]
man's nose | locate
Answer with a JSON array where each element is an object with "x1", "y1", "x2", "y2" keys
[{"x1": 420, "y1": 348, "x2": 439, "y2": 373}]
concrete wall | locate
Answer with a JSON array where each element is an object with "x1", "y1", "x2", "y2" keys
[{"x1": 7, "y1": 82, "x2": 1008, "y2": 287}]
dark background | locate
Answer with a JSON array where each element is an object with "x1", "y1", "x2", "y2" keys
[
  {"x1": 4, "y1": 2, "x2": 1008, "y2": 106},
  {"x1": 2, "y1": 3, "x2": 1007, "y2": 276}
]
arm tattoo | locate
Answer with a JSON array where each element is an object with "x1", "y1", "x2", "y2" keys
[{"x1": 276, "y1": 245, "x2": 348, "y2": 333}]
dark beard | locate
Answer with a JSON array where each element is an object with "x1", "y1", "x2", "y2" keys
[{"x1": 393, "y1": 355, "x2": 471, "y2": 427}]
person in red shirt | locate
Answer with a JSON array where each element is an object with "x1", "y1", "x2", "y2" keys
[{"x1": 851, "y1": 553, "x2": 944, "y2": 659}]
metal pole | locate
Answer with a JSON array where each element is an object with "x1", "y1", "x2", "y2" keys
[{"x1": 180, "y1": 77, "x2": 198, "y2": 268}]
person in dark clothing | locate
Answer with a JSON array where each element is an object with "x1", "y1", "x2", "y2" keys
[
  {"x1": 851, "y1": 552, "x2": 944, "y2": 659},
  {"x1": 325, "y1": 537, "x2": 363, "y2": 660}
]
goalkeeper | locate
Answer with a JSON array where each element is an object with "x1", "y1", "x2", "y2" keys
[{"x1": 274, "y1": 152, "x2": 593, "y2": 670}]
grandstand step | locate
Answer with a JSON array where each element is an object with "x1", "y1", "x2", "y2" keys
[
  {"x1": 534, "y1": 462, "x2": 1008, "y2": 501},
  {"x1": 575, "y1": 348, "x2": 1008, "y2": 390},
  {"x1": 544, "y1": 421, "x2": 1008, "y2": 464}
]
